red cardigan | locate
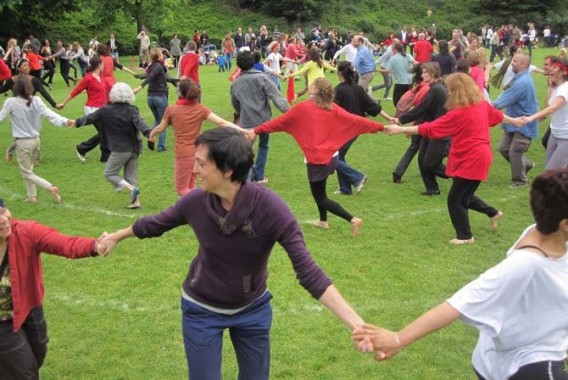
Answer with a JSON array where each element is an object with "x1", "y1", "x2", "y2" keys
[
  {"x1": 7, "y1": 220, "x2": 97, "y2": 332},
  {"x1": 254, "y1": 100, "x2": 384, "y2": 164},
  {"x1": 418, "y1": 101, "x2": 503, "y2": 181},
  {"x1": 70, "y1": 72, "x2": 109, "y2": 108}
]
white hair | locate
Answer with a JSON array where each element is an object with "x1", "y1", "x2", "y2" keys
[{"x1": 109, "y1": 82, "x2": 135, "y2": 104}]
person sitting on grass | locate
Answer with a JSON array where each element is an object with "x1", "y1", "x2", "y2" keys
[
  {"x1": 72, "y1": 83, "x2": 151, "y2": 209},
  {"x1": 0, "y1": 197, "x2": 104, "y2": 379},
  {"x1": 354, "y1": 169, "x2": 568, "y2": 380},
  {"x1": 97, "y1": 127, "x2": 371, "y2": 380}
]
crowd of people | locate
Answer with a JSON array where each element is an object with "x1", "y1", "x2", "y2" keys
[{"x1": 0, "y1": 20, "x2": 567, "y2": 380}]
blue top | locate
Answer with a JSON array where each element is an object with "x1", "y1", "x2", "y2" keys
[
  {"x1": 353, "y1": 45, "x2": 375, "y2": 75},
  {"x1": 493, "y1": 70, "x2": 539, "y2": 138}
]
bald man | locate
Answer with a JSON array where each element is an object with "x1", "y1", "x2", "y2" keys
[
  {"x1": 493, "y1": 52, "x2": 539, "y2": 188},
  {"x1": 413, "y1": 33, "x2": 433, "y2": 63}
]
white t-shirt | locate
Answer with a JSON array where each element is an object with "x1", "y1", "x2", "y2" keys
[
  {"x1": 549, "y1": 82, "x2": 568, "y2": 139},
  {"x1": 266, "y1": 52, "x2": 282, "y2": 75},
  {"x1": 447, "y1": 225, "x2": 568, "y2": 380}
]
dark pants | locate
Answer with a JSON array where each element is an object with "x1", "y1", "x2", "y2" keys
[
  {"x1": 0, "y1": 307, "x2": 48, "y2": 380},
  {"x1": 77, "y1": 133, "x2": 110, "y2": 162},
  {"x1": 181, "y1": 292, "x2": 273, "y2": 380},
  {"x1": 542, "y1": 126, "x2": 551, "y2": 149},
  {"x1": 394, "y1": 135, "x2": 421, "y2": 179},
  {"x1": 41, "y1": 61, "x2": 55, "y2": 84},
  {"x1": 418, "y1": 138, "x2": 449, "y2": 192},
  {"x1": 447, "y1": 177, "x2": 498, "y2": 239},
  {"x1": 476, "y1": 360, "x2": 568, "y2": 380},
  {"x1": 393, "y1": 84, "x2": 411, "y2": 107},
  {"x1": 309, "y1": 172, "x2": 353, "y2": 222},
  {"x1": 59, "y1": 60, "x2": 72, "y2": 87}
]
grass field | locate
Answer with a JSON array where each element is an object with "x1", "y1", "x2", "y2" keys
[{"x1": 0, "y1": 48, "x2": 558, "y2": 379}]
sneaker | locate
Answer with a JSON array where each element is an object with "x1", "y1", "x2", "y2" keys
[
  {"x1": 333, "y1": 189, "x2": 351, "y2": 195},
  {"x1": 355, "y1": 176, "x2": 367, "y2": 195},
  {"x1": 254, "y1": 177, "x2": 269, "y2": 184},
  {"x1": 75, "y1": 146, "x2": 86, "y2": 162},
  {"x1": 509, "y1": 182, "x2": 527, "y2": 189},
  {"x1": 421, "y1": 189, "x2": 441, "y2": 196}
]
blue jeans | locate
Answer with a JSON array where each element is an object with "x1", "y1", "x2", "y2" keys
[
  {"x1": 336, "y1": 137, "x2": 364, "y2": 194},
  {"x1": 253, "y1": 133, "x2": 270, "y2": 181},
  {"x1": 147, "y1": 96, "x2": 168, "y2": 151},
  {"x1": 181, "y1": 292, "x2": 273, "y2": 380},
  {"x1": 224, "y1": 53, "x2": 232, "y2": 70}
]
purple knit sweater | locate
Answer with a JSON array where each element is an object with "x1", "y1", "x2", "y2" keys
[{"x1": 132, "y1": 182, "x2": 332, "y2": 309}]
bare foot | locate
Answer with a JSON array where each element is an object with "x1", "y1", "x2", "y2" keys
[
  {"x1": 490, "y1": 211, "x2": 503, "y2": 231},
  {"x1": 50, "y1": 186, "x2": 61, "y2": 204},
  {"x1": 350, "y1": 217, "x2": 362, "y2": 237},
  {"x1": 306, "y1": 220, "x2": 329, "y2": 230},
  {"x1": 24, "y1": 197, "x2": 37, "y2": 203}
]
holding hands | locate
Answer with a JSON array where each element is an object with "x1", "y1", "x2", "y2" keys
[
  {"x1": 384, "y1": 124, "x2": 406, "y2": 136},
  {"x1": 352, "y1": 323, "x2": 403, "y2": 361},
  {"x1": 95, "y1": 232, "x2": 121, "y2": 257},
  {"x1": 66, "y1": 119, "x2": 75, "y2": 128}
]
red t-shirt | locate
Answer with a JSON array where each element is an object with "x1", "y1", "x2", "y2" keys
[
  {"x1": 418, "y1": 101, "x2": 503, "y2": 181},
  {"x1": 413, "y1": 40, "x2": 433, "y2": 63},
  {"x1": 179, "y1": 53, "x2": 200, "y2": 84},
  {"x1": 162, "y1": 100, "x2": 211, "y2": 158}
]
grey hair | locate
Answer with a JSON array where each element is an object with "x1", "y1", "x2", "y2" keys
[{"x1": 109, "y1": 82, "x2": 135, "y2": 104}]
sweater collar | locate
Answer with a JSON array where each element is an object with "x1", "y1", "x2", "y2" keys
[{"x1": 207, "y1": 182, "x2": 259, "y2": 238}]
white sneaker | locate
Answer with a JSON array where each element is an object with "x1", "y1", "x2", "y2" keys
[{"x1": 75, "y1": 146, "x2": 86, "y2": 162}]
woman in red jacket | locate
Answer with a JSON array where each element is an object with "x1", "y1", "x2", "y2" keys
[
  {"x1": 248, "y1": 78, "x2": 385, "y2": 237},
  {"x1": 0, "y1": 198, "x2": 102, "y2": 379},
  {"x1": 386, "y1": 73, "x2": 521, "y2": 244}
]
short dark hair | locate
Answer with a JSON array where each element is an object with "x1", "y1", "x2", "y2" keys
[
  {"x1": 96, "y1": 44, "x2": 110, "y2": 56},
  {"x1": 236, "y1": 51, "x2": 254, "y2": 71},
  {"x1": 195, "y1": 128, "x2": 253, "y2": 184},
  {"x1": 530, "y1": 169, "x2": 568, "y2": 234}
]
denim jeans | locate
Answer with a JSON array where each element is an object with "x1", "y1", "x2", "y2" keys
[
  {"x1": 336, "y1": 137, "x2": 364, "y2": 194},
  {"x1": 0, "y1": 307, "x2": 48, "y2": 380},
  {"x1": 253, "y1": 133, "x2": 270, "y2": 181},
  {"x1": 181, "y1": 291, "x2": 273, "y2": 380},
  {"x1": 147, "y1": 96, "x2": 168, "y2": 151},
  {"x1": 224, "y1": 53, "x2": 232, "y2": 70}
]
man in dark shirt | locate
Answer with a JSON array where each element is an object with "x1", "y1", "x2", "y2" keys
[{"x1": 98, "y1": 128, "x2": 369, "y2": 380}]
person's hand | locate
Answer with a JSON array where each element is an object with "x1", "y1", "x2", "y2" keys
[
  {"x1": 384, "y1": 125, "x2": 405, "y2": 136},
  {"x1": 148, "y1": 129, "x2": 157, "y2": 142},
  {"x1": 56, "y1": 103, "x2": 64, "y2": 110},
  {"x1": 509, "y1": 117, "x2": 526, "y2": 128},
  {"x1": 352, "y1": 324, "x2": 402, "y2": 361},
  {"x1": 244, "y1": 129, "x2": 256, "y2": 142},
  {"x1": 66, "y1": 119, "x2": 75, "y2": 128},
  {"x1": 392, "y1": 117, "x2": 401, "y2": 125},
  {"x1": 132, "y1": 86, "x2": 142, "y2": 94},
  {"x1": 96, "y1": 232, "x2": 120, "y2": 257}
]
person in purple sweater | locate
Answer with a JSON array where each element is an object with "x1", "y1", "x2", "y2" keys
[{"x1": 97, "y1": 127, "x2": 368, "y2": 379}]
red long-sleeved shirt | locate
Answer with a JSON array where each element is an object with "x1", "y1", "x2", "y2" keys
[
  {"x1": 418, "y1": 101, "x2": 503, "y2": 181},
  {"x1": 6, "y1": 220, "x2": 97, "y2": 332},
  {"x1": 179, "y1": 52, "x2": 200, "y2": 84},
  {"x1": 25, "y1": 51, "x2": 43, "y2": 71},
  {"x1": 254, "y1": 100, "x2": 384, "y2": 164},
  {"x1": 0, "y1": 59, "x2": 10, "y2": 81},
  {"x1": 70, "y1": 72, "x2": 109, "y2": 108}
]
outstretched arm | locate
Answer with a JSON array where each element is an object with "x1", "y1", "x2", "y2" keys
[{"x1": 97, "y1": 226, "x2": 135, "y2": 256}]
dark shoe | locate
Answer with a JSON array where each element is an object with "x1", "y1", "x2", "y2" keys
[
  {"x1": 147, "y1": 140, "x2": 155, "y2": 151},
  {"x1": 421, "y1": 189, "x2": 441, "y2": 196},
  {"x1": 392, "y1": 172, "x2": 402, "y2": 184}
]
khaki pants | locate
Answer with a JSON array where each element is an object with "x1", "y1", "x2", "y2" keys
[{"x1": 15, "y1": 138, "x2": 52, "y2": 198}]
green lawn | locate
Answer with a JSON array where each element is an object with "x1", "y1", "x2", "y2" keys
[{"x1": 0, "y1": 49, "x2": 557, "y2": 379}]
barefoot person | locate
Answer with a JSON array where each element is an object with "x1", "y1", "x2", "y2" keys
[
  {"x1": 0, "y1": 198, "x2": 104, "y2": 378},
  {"x1": 97, "y1": 128, "x2": 369, "y2": 379},
  {"x1": 247, "y1": 78, "x2": 386, "y2": 236},
  {"x1": 354, "y1": 169, "x2": 568, "y2": 380},
  {"x1": 0, "y1": 76, "x2": 71, "y2": 203}
]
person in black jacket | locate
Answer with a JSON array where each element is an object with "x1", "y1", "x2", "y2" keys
[
  {"x1": 333, "y1": 61, "x2": 394, "y2": 195},
  {"x1": 72, "y1": 83, "x2": 152, "y2": 209},
  {"x1": 394, "y1": 62, "x2": 450, "y2": 195}
]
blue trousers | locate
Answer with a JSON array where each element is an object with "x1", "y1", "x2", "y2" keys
[
  {"x1": 253, "y1": 133, "x2": 270, "y2": 181},
  {"x1": 181, "y1": 292, "x2": 273, "y2": 380},
  {"x1": 148, "y1": 96, "x2": 168, "y2": 151}
]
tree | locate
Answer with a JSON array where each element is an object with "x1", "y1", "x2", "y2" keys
[{"x1": 0, "y1": 0, "x2": 78, "y2": 38}]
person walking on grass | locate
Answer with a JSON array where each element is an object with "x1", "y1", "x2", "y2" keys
[
  {"x1": 0, "y1": 76, "x2": 71, "y2": 204},
  {"x1": 247, "y1": 78, "x2": 386, "y2": 236},
  {"x1": 149, "y1": 78, "x2": 242, "y2": 196},
  {"x1": 97, "y1": 127, "x2": 370, "y2": 380},
  {"x1": 0, "y1": 197, "x2": 104, "y2": 379},
  {"x1": 72, "y1": 83, "x2": 151, "y2": 209},
  {"x1": 354, "y1": 169, "x2": 568, "y2": 380},
  {"x1": 385, "y1": 73, "x2": 522, "y2": 245}
]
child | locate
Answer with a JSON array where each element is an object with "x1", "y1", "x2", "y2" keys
[{"x1": 217, "y1": 54, "x2": 226, "y2": 72}]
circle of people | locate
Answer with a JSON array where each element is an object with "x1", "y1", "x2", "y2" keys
[{"x1": 0, "y1": 23, "x2": 567, "y2": 380}]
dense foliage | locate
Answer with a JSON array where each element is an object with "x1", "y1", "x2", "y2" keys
[{"x1": 0, "y1": 0, "x2": 566, "y2": 53}]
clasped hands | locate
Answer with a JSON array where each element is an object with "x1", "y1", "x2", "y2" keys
[
  {"x1": 352, "y1": 323, "x2": 403, "y2": 362},
  {"x1": 95, "y1": 232, "x2": 119, "y2": 257}
]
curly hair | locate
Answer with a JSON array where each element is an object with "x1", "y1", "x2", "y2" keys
[
  {"x1": 530, "y1": 169, "x2": 568, "y2": 235},
  {"x1": 109, "y1": 82, "x2": 135, "y2": 104}
]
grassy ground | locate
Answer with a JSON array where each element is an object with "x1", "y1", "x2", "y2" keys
[{"x1": 0, "y1": 48, "x2": 557, "y2": 379}]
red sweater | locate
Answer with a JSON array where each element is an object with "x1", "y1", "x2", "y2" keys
[
  {"x1": 413, "y1": 40, "x2": 433, "y2": 63},
  {"x1": 70, "y1": 72, "x2": 109, "y2": 108},
  {"x1": 254, "y1": 100, "x2": 384, "y2": 164},
  {"x1": 0, "y1": 59, "x2": 10, "y2": 81},
  {"x1": 7, "y1": 220, "x2": 97, "y2": 332},
  {"x1": 179, "y1": 52, "x2": 200, "y2": 84},
  {"x1": 418, "y1": 101, "x2": 503, "y2": 181},
  {"x1": 26, "y1": 51, "x2": 43, "y2": 71}
]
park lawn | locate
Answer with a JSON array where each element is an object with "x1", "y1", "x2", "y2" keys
[{"x1": 0, "y1": 49, "x2": 555, "y2": 379}]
